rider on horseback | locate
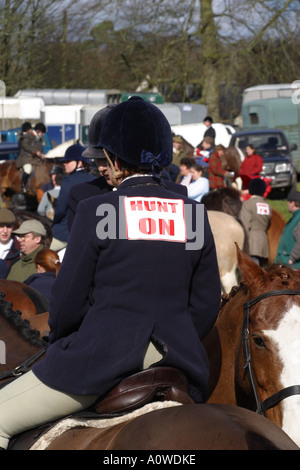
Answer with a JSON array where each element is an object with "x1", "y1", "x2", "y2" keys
[
  {"x1": 0, "y1": 97, "x2": 221, "y2": 450},
  {"x1": 15, "y1": 122, "x2": 46, "y2": 194}
]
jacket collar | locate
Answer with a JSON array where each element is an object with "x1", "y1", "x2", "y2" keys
[
  {"x1": 118, "y1": 175, "x2": 163, "y2": 191},
  {"x1": 21, "y1": 245, "x2": 44, "y2": 263}
]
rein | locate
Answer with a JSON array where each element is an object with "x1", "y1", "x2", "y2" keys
[
  {"x1": 0, "y1": 347, "x2": 46, "y2": 382},
  {"x1": 240, "y1": 289, "x2": 300, "y2": 415}
]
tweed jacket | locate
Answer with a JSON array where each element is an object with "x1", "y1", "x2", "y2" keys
[
  {"x1": 15, "y1": 132, "x2": 43, "y2": 169},
  {"x1": 239, "y1": 195, "x2": 271, "y2": 259},
  {"x1": 208, "y1": 152, "x2": 227, "y2": 189}
]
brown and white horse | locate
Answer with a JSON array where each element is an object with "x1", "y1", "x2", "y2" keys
[
  {"x1": 0, "y1": 291, "x2": 298, "y2": 450},
  {"x1": 204, "y1": 246, "x2": 300, "y2": 447}
]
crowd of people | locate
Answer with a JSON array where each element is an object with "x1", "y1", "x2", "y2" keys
[
  {"x1": 171, "y1": 117, "x2": 300, "y2": 269},
  {"x1": 170, "y1": 117, "x2": 263, "y2": 205},
  {"x1": 0, "y1": 102, "x2": 299, "y2": 449}
]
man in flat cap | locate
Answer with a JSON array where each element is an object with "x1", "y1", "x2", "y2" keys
[
  {"x1": 6, "y1": 219, "x2": 46, "y2": 282},
  {"x1": 0, "y1": 209, "x2": 20, "y2": 278},
  {"x1": 275, "y1": 190, "x2": 300, "y2": 269}
]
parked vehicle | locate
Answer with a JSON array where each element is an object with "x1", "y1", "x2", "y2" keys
[
  {"x1": 229, "y1": 128, "x2": 297, "y2": 195},
  {"x1": 242, "y1": 84, "x2": 300, "y2": 173}
]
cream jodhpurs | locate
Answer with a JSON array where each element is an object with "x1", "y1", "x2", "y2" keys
[
  {"x1": 0, "y1": 371, "x2": 98, "y2": 449},
  {"x1": 23, "y1": 163, "x2": 33, "y2": 175},
  {"x1": 0, "y1": 342, "x2": 163, "y2": 449}
]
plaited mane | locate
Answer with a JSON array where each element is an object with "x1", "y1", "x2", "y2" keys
[
  {"x1": 255, "y1": 264, "x2": 297, "y2": 291},
  {"x1": 0, "y1": 293, "x2": 47, "y2": 349}
]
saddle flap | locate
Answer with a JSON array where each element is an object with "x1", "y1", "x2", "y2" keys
[{"x1": 93, "y1": 367, "x2": 194, "y2": 416}]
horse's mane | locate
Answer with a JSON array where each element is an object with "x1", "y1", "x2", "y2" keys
[
  {"x1": 220, "y1": 284, "x2": 243, "y2": 310},
  {"x1": 0, "y1": 293, "x2": 47, "y2": 349},
  {"x1": 253, "y1": 263, "x2": 300, "y2": 290}
]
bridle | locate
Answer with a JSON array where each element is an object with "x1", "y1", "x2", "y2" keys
[{"x1": 240, "y1": 289, "x2": 300, "y2": 415}]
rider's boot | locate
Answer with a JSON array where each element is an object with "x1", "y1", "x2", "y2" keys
[{"x1": 21, "y1": 172, "x2": 29, "y2": 194}]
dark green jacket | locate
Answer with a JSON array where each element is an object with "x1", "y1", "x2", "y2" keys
[
  {"x1": 6, "y1": 245, "x2": 44, "y2": 283},
  {"x1": 275, "y1": 209, "x2": 300, "y2": 269}
]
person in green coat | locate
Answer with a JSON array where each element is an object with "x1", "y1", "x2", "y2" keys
[
  {"x1": 6, "y1": 219, "x2": 46, "y2": 282},
  {"x1": 275, "y1": 190, "x2": 300, "y2": 269}
]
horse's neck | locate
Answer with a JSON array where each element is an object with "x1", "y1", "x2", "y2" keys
[
  {"x1": 205, "y1": 287, "x2": 247, "y2": 405},
  {"x1": 217, "y1": 287, "x2": 246, "y2": 337},
  {"x1": 0, "y1": 316, "x2": 41, "y2": 374}
]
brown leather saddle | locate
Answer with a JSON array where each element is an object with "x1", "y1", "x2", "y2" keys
[
  {"x1": 93, "y1": 366, "x2": 194, "y2": 415},
  {"x1": 8, "y1": 367, "x2": 194, "y2": 450}
]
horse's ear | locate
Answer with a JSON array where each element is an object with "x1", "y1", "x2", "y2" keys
[{"x1": 235, "y1": 243, "x2": 264, "y2": 286}]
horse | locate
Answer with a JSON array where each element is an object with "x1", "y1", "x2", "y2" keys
[
  {"x1": 221, "y1": 146, "x2": 241, "y2": 178},
  {"x1": 0, "y1": 294, "x2": 297, "y2": 450},
  {"x1": 207, "y1": 211, "x2": 245, "y2": 293},
  {"x1": 0, "y1": 280, "x2": 49, "y2": 320},
  {"x1": 267, "y1": 208, "x2": 286, "y2": 263},
  {"x1": 202, "y1": 187, "x2": 286, "y2": 264},
  {"x1": 0, "y1": 297, "x2": 48, "y2": 387},
  {"x1": 203, "y1": 245, "x2": 300, "y2": 447},
  {"x1": 0, "y1": 159, "x2": 56, "y2": 208}
]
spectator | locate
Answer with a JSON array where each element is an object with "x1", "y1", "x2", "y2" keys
[
  {"x1": 275, "y1": 190, "x2": 300, "y2": 269},
  {"x1": 238, "y1": 144, "x2": 263, "y2": 190},
  {"x1": 179, "y1": 157, "x2": 193, "y2": 187},
  {"x1": 203, "y1": 116, "x2": 216, "y2": 142},
  {"x1": 239, "y1": 178, "x2": 271, "y2": 267},
  {"x1": 50, "y1": 143, "x2": 97, "y2": 251},
  {"x1": 196, "y1": 116, "x2": 216, "y2": 149},
  {"x1": 36, "y1": 165, "x2": 64, "y2": 203},
  {"x1": 0, "y1": 209, "x2": 20, "y2": 278},
  {"x1": 208, "y1": 145, "x2": 232, "y2": 189},
  {"x1": 6, "y1": 219, "x2": 46, "y2": 282},
  {"x1": 196, "y1": 136, "x2": 214, "y2": 169},
  {"x1": 172, "y1": 135, "x2": 186, "y2": 169},
  {"x1": 24, "y1": 249, "x2": 61, "y2": 300},
  {"x1": 37, "y1": 172, "x2": 63, "y2": 220},
  {"x1": 187, "y1": 163, "x2": 209, "y2": 202}
]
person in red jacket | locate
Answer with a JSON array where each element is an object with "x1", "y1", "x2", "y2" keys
[
  {"x1": 239, "y1": 144, "x2": 263, "y2": 189},
  {"x1": 208, "y1": 144, "x2": 232, "y2": 189}
]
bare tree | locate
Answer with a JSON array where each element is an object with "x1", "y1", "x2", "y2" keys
[{"x1": 1, "y1": 0, "x2": 300, "y2": 121}]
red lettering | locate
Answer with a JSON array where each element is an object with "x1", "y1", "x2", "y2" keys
[
  {"x1": 157, "y1": 201, "x2": 169, "y2": 212},
  {"x1": 139, "y1": 218, "x2": 156, "y2": 234},
  {"x1": 159, "y1": 219, "x2": 175, "y2": 236},
  {"x1": 130, "y1": 200, "x2": 144, "y2": 211},
  {"x1": 168, "y1": 202, "x2": 178, "y2": 213},
  {"x1": 144, "y1": 200, "x2": 157, "y2": 211}
]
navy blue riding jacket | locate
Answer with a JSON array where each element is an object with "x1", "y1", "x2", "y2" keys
[
  {"x1": 52, "y1": 169, "x2": 96, "y2": 242},
  {"x1": 33, "y1": 175, "x2": 221, "y2": 403}
]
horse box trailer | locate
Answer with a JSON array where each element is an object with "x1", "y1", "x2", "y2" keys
[{"x1": 242, "y1": 84, "x2": 300, "y2": 172}]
